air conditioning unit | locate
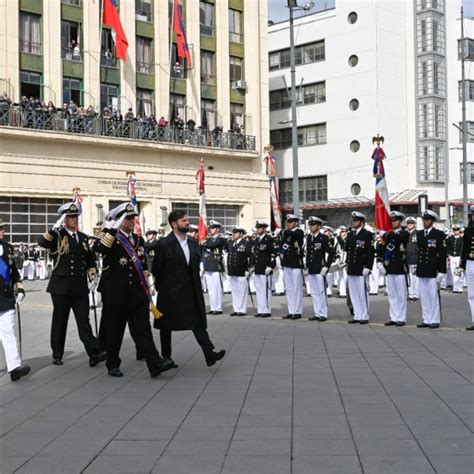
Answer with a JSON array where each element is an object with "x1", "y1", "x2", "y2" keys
[{"x1": 232, "y1": 80, "x2": 247, "y2": 90}]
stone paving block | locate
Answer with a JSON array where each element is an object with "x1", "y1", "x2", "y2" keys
[
  {"x1": 0, "y1": 456, "x2": 29, "y2": 474},
  {"x1": 151, "y1": 453, "x2": 226, "y2": 474},
  {"x1": 429, "y1": 454, "x2": 474, "y2": 474},
  {"x1": 84, "y1": 455, "x2": 159, "y2": 473},
  {"x1": 359, "y1": 454, "x2": 436, "y2": 474},
  {"x1": 101, "y1": 440, "x2": 167, "y2": 456},
  {"x1": 354, "y1": 438, "x2": 423, "y2": 455},
  {"x1": 220, "y1": 454, "x2": 291, "y2": 474},
  {"x1": 418, "y1": 437, "x2": 474, "y2": 455},
  {"x1": 232, "y1": 426, "x2": 292, "y2": 440},
  {"x1": 291, "y1": 455, "x2": 362, "y2": 474},
  {"x1": 164, "y1": 440, "x2": 228, "y2": 455},
  {"x1": 227, "y1": 439, "x2": 291, "y2": 456},
  {"x1": 292, "y1": 439, "x2": 357, "y2": 456},
  {"x1": 350, "y1": 424, "x2": 413, "y2": 439},
  {"x1": 16, "y1": 455, "x2": 94, "y2": 474}
]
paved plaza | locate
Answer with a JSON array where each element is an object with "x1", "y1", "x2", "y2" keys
[{"x1": 0, "y1": 281, "x2": 473, "y2": 474}]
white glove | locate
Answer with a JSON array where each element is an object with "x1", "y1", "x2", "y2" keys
[
  {"x1": 200, "y1": 270, "x2": 205, "y2": 278},
  {"x1": 320, "y1": 266, "x2": 328, "y2": 277},
  {"x1": 265, "y1": 267, "x2": 273, "y2": 276},
  {"x1": 244, "y1": 270, "x2": 250, "y2": 278},
  {"x1": 89, "y1": 279, "x2": 98, "y2": 293},
  {"x1": 112, "y1": 213, "x2": 126, "y2": 229},
  {"x1": 410, "y1": 266, "x2": 417, "y2": 275},
  {"x1": 377, "y1": 262, "x2": 386, "y2": 276},
  {"x1": 436, "y1": 273, "x2": 445, "y2": 285},
  {"x1": 87, "y1": 268, "x2": 97, "y2": 282},
  {"x1": 105, "y1": 219, "x2": 115, "y2": 229},
  {"x1": 362, "y1": 268, "x2": 371, "y2": 277},
  {"x1": 53, "y1": 214, "x2": 66, "y2": 230},
  {"x1": 16, "y1": 291, "x2": 25, "y2": 304},
  {"x1": 453, "y1": 267, "x2": 463, "y2": 277}
]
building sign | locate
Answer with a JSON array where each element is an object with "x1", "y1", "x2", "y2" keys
[{"x1": 97, "y1": 178, "x2": 162, "y2": 193}]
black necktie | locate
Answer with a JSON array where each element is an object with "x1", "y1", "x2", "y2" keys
[{"x1": 73, "y1": 233, "x2": 78, "y2": 244}]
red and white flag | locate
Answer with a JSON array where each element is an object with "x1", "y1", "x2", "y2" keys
[
  {"x1": 264, "y1": 153, "x2": 282, "y2": 229},
  {"x1": 196, "y1": 162, "x2": 207, "y2": 241},
  {"x1": 102, "y1": 0, "x2": 129, "y2": 60},
  {"x1": 372, "y1": 145, "x2": 392, "y2": 232}
]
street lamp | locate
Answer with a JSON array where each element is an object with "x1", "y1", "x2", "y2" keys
[{"x1": 287, "y1": 1, "x2": 315, "y2": 216}]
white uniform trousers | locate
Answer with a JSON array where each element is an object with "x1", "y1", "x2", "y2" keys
[
  {"x1": 249, "y1": 274, "x2": 256, "y2": 294},
  {"x1": 205, "y1": 272, "x2": 223, "y2": 312},
  {"x1": 348, "y1": 275, "x2": 369, "y2": 321},
  {"x1": 450, "y1": 256, "x2": 464, "y2": 293},
  {"x1": 369, "y1": 261, "x2": 379, "y2": 295},
  {"x1": 0, "y1": 309, "x2": 22, "y2": 372},
  {"x1": 19, "y1": 264, "x2": 25, "y2": 280},
  {"x1": 223, "y1": 272, "x2": 231, "y2": 293},
  {"x1": 274, "y1": 265, "x2": 285, "y2": 294},
  {"x1": 466, "y1": 260, "x2": 474, "y2": 323},
  {"x1": 27, "y1": 261, "x2": 35, "y2": 280},
  {"x1": 254, "y1": 274, "x2": 272, "y2": 314},
  {"x1": 338, "y1": 269, "x2": 347, "y2": 297},
  {"x1": 38, "y1": 260, "x2": 47, "y2": 280},
  {"x1": 387, "y1": 274, "x2": 408, "y2": 322},
  {"x1": 419, "y1": 277, "x2": 441, "y2": 325},
  {"x1": 308, "y1": 274, "x2": 328, "y2": 318},
  {"x1": 325, "y1": 272, "x2": 334, "y2": 296},
  {"x1": 408, "y1": 265, "x2": 419, "y2": 298},
  {"x1": 283, "y1": 267, "x2": 304, "y2": 315},
  {"x1": 229, "y1": 276, "x2": 248, "y2": 314}
]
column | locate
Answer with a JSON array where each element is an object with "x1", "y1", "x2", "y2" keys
[
  {"x1": 0, "y1": 0, "x2": 20, "y2": 99},
  {"x1": 215, "y1": 0, "x2": 230, "y2": 130},
  {"x1": 155, "y1": 0, "x2": 170, "y2": 116},
  {"x1": 120, "y1": 0, "x2": 136, "y2": 113},
  {"x1": 83, "y1": 0, "x2": 101, "y2": 109}
]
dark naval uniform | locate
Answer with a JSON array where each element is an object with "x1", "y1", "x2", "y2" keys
[
  {"x1": 38, "y1": 223, "x2": 102, "y2": 365},
  {"x1": 306, "y1": 231, "x2": 334, "y2": 320},
  {"x1": 252, "y1": 232, "x2": 277, "y2": 317},
  {"x1": 416, "y1": 226, "x2": 447, "y2": 326},
  {"x1": 460, "y1": 221, "x2": 474, "y2": 327},
  {"x1": 202, "y1": 233, "x2": 227, "y2": 313},
  {"x1": 280, "y1": 225, "x2": 305, "y2": 318},
  {"x1": 446, "y1": 234, "x2": 464, "y2": 293},
  {"x1": 346, "y1": 226, "x2": 374, "y2": 322},
  {"x1": 227, "y1": 236, "x2": 252, "y2": 315}
]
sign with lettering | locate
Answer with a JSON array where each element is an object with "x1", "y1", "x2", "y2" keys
[{"x1": 97, "y1": 179, "x2": 162, "y2": 193}]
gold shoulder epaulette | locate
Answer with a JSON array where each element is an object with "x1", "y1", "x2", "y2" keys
[
  {"x1": 42, "y1": 231, "x2": 54, "y2": 242},
  {"x1": 100, "y1": 233, "x2": 115, "y2": 248}
]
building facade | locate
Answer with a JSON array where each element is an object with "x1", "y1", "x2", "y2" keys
[
  {"x1": 268, "y1": 0, "x2": 473, "y2": 226},
  {"x1": 0, "y1": 0, "x2": 270, "y2": 242}
]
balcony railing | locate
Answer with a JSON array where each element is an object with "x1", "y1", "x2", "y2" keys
[
  {"x1": 0, "y1": 106, "x2": 256, "y2": 152},
  {"x1": 101, "y1": 54, "x2": 118, "y2": 68},
  {"x1": 19, "y1": 40, "x2": 41, "y2": 55},
  {"x1": 62, "y1": 47, "x2": 82, "y2": 62},
  {"x1": 61, "y1": 0, "x2": 82, "y2": 5},
  {"x1": 137, "y1": 62, "x2": 153, "y2": 74}
]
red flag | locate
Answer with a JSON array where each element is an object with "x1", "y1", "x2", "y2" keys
[
  {"x1": 196, "y1": 163, "x2": 207, "y2": 242},
  {"x1": 173, "y1": 0, "x2": 192, "y2": 66},
  {"x1": 373, "y1": 146, "x2": 392, "y2": 233},
  {"x1": 102, "y1": 0, "x2": 128, "y2": 60}
]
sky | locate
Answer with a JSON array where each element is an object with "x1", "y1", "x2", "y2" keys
[{"x1": 268, "y1": 0, "x2": 474, "y2": 23}]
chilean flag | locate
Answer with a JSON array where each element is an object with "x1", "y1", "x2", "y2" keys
[
  {"x1": 102, "y1": 0, "x2": 128, "y2": 60},
  {"x1": 373, "y1": 145, "x2": 393, "y2": 232},
  {"x1": 173, "y1": 0, "x2": 192, "y2": 66},
  {"x1": 196, "y1": 163, "x2": 207, "y2": 242}
]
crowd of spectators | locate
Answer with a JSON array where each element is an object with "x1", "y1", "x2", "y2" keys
[{"x1": 0, "y1": 91, "x2": 253, "y2": 150}]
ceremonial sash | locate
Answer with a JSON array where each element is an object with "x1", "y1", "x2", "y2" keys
[
  {"x1": 0, "y1": 258, "x2": 12, "y2": 287},
  {"x1": 115, "y1": 232, "x2": 163, "y2": 319}
]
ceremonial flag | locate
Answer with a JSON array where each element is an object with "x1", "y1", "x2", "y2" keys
[
  {"x1": 372, "y1": 143, "x2": 392, "y2": 232},
  {"x1": 72, "y1": 188, "x2": 83, "y2": 231},
  {"x1": 196, "y1": 161, "x2": 207, "y2": 241},
  {"x1": 127, "y1": 173, "x2": 142, "y2": 236},
  {"x1": 173, "y1": 0, "x2": 192, "y2": 66},
  {"x1": 264, "y1": 152, "x2": 282, "y2": 229},
  {"x1": 102, "y1": 0, "x2": 128, "y2": 60}
]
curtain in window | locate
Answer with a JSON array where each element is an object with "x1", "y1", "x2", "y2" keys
[{"x1": 20, "y1": 13, "x2": 41, "y2": 53}]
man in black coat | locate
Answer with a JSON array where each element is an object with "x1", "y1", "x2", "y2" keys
[
  {"x1": 446, "y1": 225, "x2": 464, "y2": 293},
  {"x1": 252, "y1": 221, "x2": 277, "y2": 318},
  {"x1": 0, "y1": 219, "x2": 30, "y2": 382},
  {"x1": 346, "y1": 211, "x2": 374, "y2": 324},
  {"x1": 38, "y1": 202, "x2": 105, "y2": 366},
  {"x1": 306, "y1": 216, "x2": 334, "y2": 322},
  {"x1": 405, "y1": 217, "x2": 419, "y2": 300},
  {"x1": 376, "y1": 211, "x2": 409, "y2": 326},
  {"x1": 94, "y1": 202, "x2": 173, "y2": 378},
  {"x1": 152, "y1": 210, "x2": 225, "y2": 367},
  {"x1": 415, "y1": 210, "x2": 447, "y2": 329},
  {"x1": 460, "y1": 205, "x2": 474, "y2": 330}
]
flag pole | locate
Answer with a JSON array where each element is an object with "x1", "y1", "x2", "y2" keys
[
  {"x1": 168, "y1": 0, "x2": 177, "y2": 122},
  {"x1": 99, "y1": 0, "x2": 104, "y2": 76}
]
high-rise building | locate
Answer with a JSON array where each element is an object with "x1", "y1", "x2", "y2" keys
[
  {"x1": 0, "y1": 0, "x2": 269, "y2": 242},
  {"x1": 268, "y1": 0, "x2": 473, "y2": 225}
]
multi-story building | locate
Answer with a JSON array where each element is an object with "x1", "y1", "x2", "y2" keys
[
  {"x1": 0, "y1": 0, "x2": 269, "y2": 242},
  {"x1": 268, "y1": 0, "x2": 473, "y2": 226}
]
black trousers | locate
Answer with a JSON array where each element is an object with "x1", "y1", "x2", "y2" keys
[
  {"x1": 105, "y1": 302, "x2": 162, "y2": 373},
  {"x1": 159, "y1": 327, "x2": 215, "y2": 359},
  {"x1": 50, "y1": 293, "x2": 100, "y2": 359}
]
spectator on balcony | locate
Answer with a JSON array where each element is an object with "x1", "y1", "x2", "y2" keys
[
  {"x1": 0, "y1": 92, "x2": 11, "y2": 123},
  {"x1": 158, "y1": 116, "x2": 168, "y2": 128},
  {"x1": 111, "y1": 106, "x2": 122, "y2": 122},
  {"x1": 70, "y1": 40, "x2": 81, "y2": 61},
  {"x1": 47, "y1": 101, "x2": 56, "y2": 114},
  {"x1": 186, "y1": 118, "x2": 196, "y2": 131},
  {"x1": 86, "y1": 105, "x2": 96, "y2": 117},
  {"x1": 68, "y1": 100, "x2": 78, "y2": 117},
  {"x1": 124, "y1": 108, "x2": 134, "y2": 122},
  {"x1": 174, "y1": 115, "x2": 184, "y2": 129}
]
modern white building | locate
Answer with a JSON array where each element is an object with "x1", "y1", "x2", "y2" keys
[{"x1": 268, "y1": 0, "x2": 473, "y2": 226}]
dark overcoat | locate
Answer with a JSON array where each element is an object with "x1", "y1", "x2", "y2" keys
[{"x1": 152, "y1": 233, "x2": 207, "y2": 331}]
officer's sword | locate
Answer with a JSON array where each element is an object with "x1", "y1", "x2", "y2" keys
[
  {"x1": 16, "y1": 301, "x2": 23, "y2": 358},
  {"x1": 437, "y1": 282, "x2": 443, "y2": 324},
  {"x1": 90, "y1": 289, "x2": 99, "y2": 338},
  {"x1": 247, "y1": 272, "x2": 255, "y2": 312}
]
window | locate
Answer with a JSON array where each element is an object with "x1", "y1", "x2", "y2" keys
[
  {"x1": 460, "y1": 163, "x2": 474, "y2": 184},
  {"x1": 421, "y1": 61, "x2": 428, "y2": 95},
  {"x1": 200, "y1": 1, "x2": 214, "y2": 37},
  {"x1": 61, "y1": 21, "x2": 82, "y2": 61},
  {"x1": 62, "y1": 0, "x2": 82, "y2": 5},
  {"x1": 19, "y1": 12, "x2": 41, "y2": 55},
  {"x1": 170, "y1": 44, "x2": 186, "y2": 78},
  {"x1": 229, "y1": 9, "x2": 243, "y2": 43},
  {"x1": 351, "y1": 183, "x2": 361, "y2": 196},
  {"x1": 100, "y1": 83, "x2": 119, "y2": 111},
  {"x1": 170, "y1": 93, "x2": 185, "y2": 122},
  {"x1": 419, "y1": 144, "x2": 445, "y2": 182},
  {"x1": 269, "y1": 81, "x2": 325, "y2": 111},
  {"x1": 229, "y1": 56, "x2": 243, "y2": 82},
  {"x1": 348, "y1": 54, "x2": 358, "y2": 67},
  {"x1": 201, "y1": 51, "x2": 215, "y2": 85},
  {"x1": 349, "y1": 99, "x2": 359, "y2": 111},
  {"x1": 421, "y1": 19, "x2": 427, "y2": 52},
  {"x1": 136, "y1": 0, "x2": 152, "y2": 22},
  {"x1": 201, "y1": 99, "x2": 215, "y2": 129},
  {"x1": 136, "y1": 36, "x2": 153, "y2": 73},
  {"x1": 270, "y1": 123, "x2": 327, "y2": 150},
  {"x1": 279, "y1": 176, "x2": 328, "y2": 205},
  {"x1": 63, "y1": 77, "x2": 82, "y2": 105},
  {"x1": 422, "y1": 104, "x2": 428, "y2": 138},
  {"x1": 347, "y1": 12, "x2": 358, "y2": 24},
  {"x1": 350, "y1": 140, "x2": 360, "y2": 152},
  {"x1": 172, "y1": 203, "x2": 239, "y2": 232},
  {"x1": 101, "y1": 29, "x2": 118, "y2": 67},
  {"x1": 458, "y1": 80, "x2": 474, "y2": 101},
  {"x1": 269, "y1": 40, "x2": 325, "y2": 71},
  {"x1": 433, "y1": 62, "x2": 439, "y2": 94},
  {"x1": 432, "y1": 20, "x2": 439, "y2": 52},
  {"x1": 137, "y1": 88, "x2": 154, "y2": 117},
  {"x1": 458, "y1": 38, "x2": 474, "y2": 60},
  {"x1": 230, "y1": 103, "x2": 243, "y2": 130},
  {"x1": 20, "y1": 71, "x2": 41, "y2": 99},
  {"x1": 0, "y1": 197, "x2": 68, "y2": 244}
]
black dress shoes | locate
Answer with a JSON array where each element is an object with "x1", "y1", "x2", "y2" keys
[
  {"x1": 108, "y1": 368, "x2": 123, "y2": 377},
  {"x1": 308, "y1": 316, "x2": 319, "y2": 321},
  {"x1": 260, "y1": 313, "x2": 271, "y2": 318},
  {"x1": 205, "y1": 349, "x2": 226, "y2": 367},
  {"x1": 359, "y1": 320, "x2": 369, "y2": 325},
  {"x1": 385, "y1": 321, "x2": 397, "y2": 326},
  {"x1": 282, "y1": 314, "x2": 293, "y2": 320},
  {"x1": 417, "y1": 323, "x2": 430, "y2": 328},
  {"x1": 150, "y1": 358, "x2": 176, "y2": 377},
  {"x1": 206, "y1": 309, "x2": 214, "y2": 314},
  {"x1": 230, "y1": 312, "x2": 238, "y2": 316},
  {"x1": 89, "y1": 350, "x2": 107, "y2": 367},
  {"x1": 430, "y1": 323, "x2": 440, "y2": 329},
  {"x1": 466, "y1": 326, "x2": 474, "y2": 331},
  {"x1": 163, "y1": 357, "x2": 178, "y2": 369},
  {"x1": 319, "y1": 317, "x2": 327, "y2": 322},
  {"x1": 396, "y1": 322, "x2": 406, "y2": 327},
  {"x1": 348, "y1": 319, "x2": 359, "y2": 324},
  {"x1": 254, "y1": 313, "x2": 262, "y2": 318},
  {"x1": 213, "y1": 311, "x2": 223, "y2": 315},
  {"x1": 10, "y1": 365, "x2": 31, "y2": 382},
  {"x1": 291, "y1": 314, "x2": 302, "y2": 320},
  {"x1": 52, "y1": 358, "x2": 64, "y2": 366},
  {"x1": 237, "y1": 313, "x2": 246, "y2": 316}
]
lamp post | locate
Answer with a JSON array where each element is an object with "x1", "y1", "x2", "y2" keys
[
  {"x1": 460, "y1": 6, "x2": 468, "y2": 226},
  {"x1": 287, "y1": 1, "x2": 314, "y2": 216}
]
